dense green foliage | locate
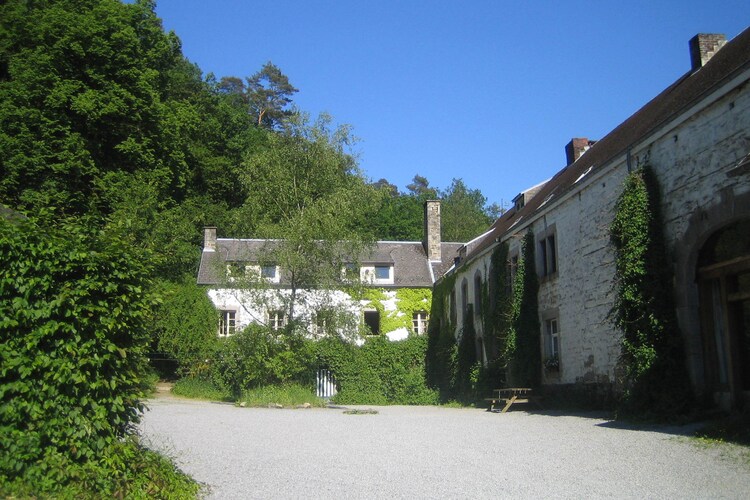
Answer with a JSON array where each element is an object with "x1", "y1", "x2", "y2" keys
[
  {"x1": 151, "y1": 279, "x2": 219, "y2": 377},
  {"x1": 0, "y1": 216, "x2": 156, "y2": 487},
  {"x1": 610, "y1": 166, "x2": 692, "y2": 415},
  {"x1": 210, "y1": 324, "x2": 316, "y2": 398},
  {"x1": 0, "y1": 436, "x2": 199, "y2": 499},
  {"x1": 425, "y1": 274, "x2": 458, "y2": 398},
  {"x1": 317, "y1": 335, "x2": 438, "y2": 405},
  {"x1": 507, "y1": 230, "x2": 542, "y2": 387}
]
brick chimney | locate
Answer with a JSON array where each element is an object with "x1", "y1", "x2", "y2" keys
[
  {"x1": 689, "y1": 33, "x2": 726, "y2": 70},
  {"x1": 565, "y1": 138, "x2": 595, "y2": 165},
  {"x1": 423, "y1": 200, "x2": 441, "y2": 261},
  {"x1": 204, "y1": 226, "x2": 217, "y2": 252}
]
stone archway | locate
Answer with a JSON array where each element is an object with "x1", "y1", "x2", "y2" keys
[
  {"x1": 674, "y1": 188, "x2": 750, "y2": 410},
  {"x1": 696, "y1": 220, "x2": 750, "y2": 409}
]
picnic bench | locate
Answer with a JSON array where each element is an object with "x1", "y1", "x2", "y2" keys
[{"x1": 485, "y1": 387, "x2": 542, "y2": 413}]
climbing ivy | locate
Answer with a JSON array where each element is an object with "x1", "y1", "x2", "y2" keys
[
  {"x1": 357, "y1": 288, "x2": 432, "y2": 335},
  {"x1": 425, "y1": 273, "x2": 457, "y2": 398},
  {"x1": 610, "y1": 166, "x2": 692, "y2": 415},
  {"x1": 507, "y1": 230, "x2": 542, "y2": 387}
]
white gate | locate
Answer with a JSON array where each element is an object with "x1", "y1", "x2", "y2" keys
[{"x1": 316, "y1": 368, "x2": 338, "y2": 399}]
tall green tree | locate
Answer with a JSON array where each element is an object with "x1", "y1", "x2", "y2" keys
[{"x1": 236, "y1": 112, "x2": 379, "y2": 324}]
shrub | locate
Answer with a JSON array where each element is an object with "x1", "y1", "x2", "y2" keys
[
  {"x1": 151, "y1": 279, "x2": 220, "y2": 377},
  {"x1": 0, "y1": 216, "x2": 155, "y2": 481},
  {"x1": 210, "y1": 324, "x2": 316, "y2": 397},
  {"x1": 319, "y1": 335, "x2": 439, "y2": 405},
  {"x1": 172, "y1": 377, "x2": 230, "y2": 401},
  {"x1": 239, "y1": 383, "x2": 325, "y2": 408}
]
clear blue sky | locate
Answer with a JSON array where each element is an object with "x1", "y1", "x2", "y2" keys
[{"x1": 153, "y1": 0, "x2": 749, "y2": 209}]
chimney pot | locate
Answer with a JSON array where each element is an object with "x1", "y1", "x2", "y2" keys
[
  {"x1": 689, "y1": 33, "x2": 726, "y2": 70},
  {"x1": 204, "y1": 226, "x2": 217, "y2": 252}
]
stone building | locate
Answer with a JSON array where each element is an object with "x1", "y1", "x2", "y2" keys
[
  {"x1": 441, "y1": 29, "x2": 750, "y2": 409},
  {"x1": 197, "y1": 201, "x2": 461, "y2": 341}
]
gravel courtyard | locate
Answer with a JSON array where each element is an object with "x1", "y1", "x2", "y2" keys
[{"x1": 139, "y1": 396, "x2": 750, "y2": 499}]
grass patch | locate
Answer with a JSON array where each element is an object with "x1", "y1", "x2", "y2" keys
[
  {"x1": 172, "y1": 377, "x2": 231, "y2": 401},
  {"x1": 0, "y1": 436, "x2": 200, "y2": 499},
  {"x1": 695, "y1": 413, "x2": 750, "y2": 446},
  {"x1": 238, "y1": 383, "x2": 326, "y2": 408}
]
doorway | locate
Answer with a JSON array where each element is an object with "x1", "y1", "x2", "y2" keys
[{"x1": 697, "y1": 220, "x2": 750, "y2": 409}]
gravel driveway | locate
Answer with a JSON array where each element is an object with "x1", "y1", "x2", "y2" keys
[{"x1": 139, "y1": 396, "x2": 750, "y2": 499}]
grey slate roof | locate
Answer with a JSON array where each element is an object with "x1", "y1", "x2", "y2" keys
[{"x1": 197, "y1": 238, "x2": 463, "y2": 288}]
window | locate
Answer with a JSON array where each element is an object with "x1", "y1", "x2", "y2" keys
[
  {"x1": 219, "y1": 310, "x2": 236, "y2": 337},
  {"x1": 412, "y1": 311, "x2": 429, "y2": 334},
  {"x1": 474, "y1": 272, "x2": 483, "y2": 316},
  {"x1": 261, "y1": 264, "x2": 279, "y2": 282},
  {"x1": 342, "y1": 263, "x2": 359, "y2": 281},
  {"x1": 545, "y1": 318, "x2": 560, "y2": 371},
  {"x1": 508, "y1": 252, "x2": 519, "y2": 292},
  {"x1": 268, "y1": 310, "x2": 286, "y2": 331},
  {"x1": 539, "y1": 230, "x2": 558, "y2": 278},
  {"x1": 461, "y1": 278, "x2": 469, "y2": 317},
  {"x1": 364, "y1": 310, "x2": 380, "y2": 335},
  {"x1": 314, "y1": 309, "x2": 335, "y2": 337},
  {"x1": 375, "y1": 265, "x2": 391, "y2": 280}
]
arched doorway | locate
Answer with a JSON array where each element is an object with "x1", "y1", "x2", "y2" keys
[{"x1": 696, "y1": 220, "x2": 750, "y2": 409}]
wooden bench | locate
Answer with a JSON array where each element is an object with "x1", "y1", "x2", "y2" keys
[{"x1": 485, "y1": 387, "x2": 542, "y2": 413}]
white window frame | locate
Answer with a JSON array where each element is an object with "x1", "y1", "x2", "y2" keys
[
  {"x1": 545, "y1": 317, "x2": 560, "y2": 369},
  {"x1": 412, "y1": 311, "x2": 429, "y2": 335},
  {"x1": 268, "y1": 310, "x2": 287, "y2": 330},
  {"x1": 361, "y1": 264, "x2": 394, "y2": 285},
  {"x1": 219, "y1": 310, "x2": 236, "y2": 337}
]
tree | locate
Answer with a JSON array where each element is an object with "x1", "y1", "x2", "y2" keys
[
  {"x1": 246, "y1": 61, "x2": 298, "y2": 129},
  {"x1": 440, "y1": 178, "x2": 494, "y2": 242},
  {"x1": 236, "y1": 112, "x2": 379, "y2": 325}
]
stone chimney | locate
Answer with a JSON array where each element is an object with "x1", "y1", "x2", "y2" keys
[
  {"x1": 203, "y1": 226, "x2": 217, "y2": 252},
  {"x1": 565, "y1": 138, "x2": 595, "y2": 165},
  {"x1": 423, "y1": 200, "x2": 441, "y2": 261},
  {"x1": 689, "y1": 33, "x2": 726, "y2": 70}
]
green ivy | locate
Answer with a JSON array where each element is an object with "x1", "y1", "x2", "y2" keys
[
  {"x1": 610, "y1": 165, "x2": 692, "y2": 415},
  {"x1": 359, "y1": 287, "x2": 432, "y2": 335},
  {"x1": 507, "y1": 230, "x2": 541, "y2": 387}
]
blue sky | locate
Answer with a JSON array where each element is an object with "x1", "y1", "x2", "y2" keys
[{"x1": 153, "y1": 1, "x2": 749, "y2": 209}]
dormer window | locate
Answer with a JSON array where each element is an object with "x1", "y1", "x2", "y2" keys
[
  {"x1": 261, "y1": 265, "x2": 278, "y2": 282},
  {"x1": 361, "y1": 263, "x2": 394, "y2": 284},
  {"x1": 375, "y1": 265, "x2": 391, "y2": 280}
]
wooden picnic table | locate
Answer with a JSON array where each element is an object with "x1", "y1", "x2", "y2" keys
[{"x1": 485, "y1": 387, "x2": 542, "y2": 413}]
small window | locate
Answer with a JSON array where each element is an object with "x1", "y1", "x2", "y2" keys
[
  {"x1": 508, "y1": 253, "x2": 519, "y2": 291},
  {"x1": 474, "y1": 272, "x2": 482, "y2": 316},
  {"x1": 268, "y1": 310, "x2": 286, "y2": 331},
  {"x1": 343, "y1": 263, "x2": 359, "y2": 280},
  {"x1": 314, "y1": 309, "x2": 335, "y2": 337},
  {"x1": 539, "y1": 233, "x2": 558, "y2": 278},
  {"x1": 412, "y1": 311, "x2": 429, "y2": 334},
  {"x1": 364, "y1": 310, "x2": 380, "y2": 335},
  {"x1": 261, "y1": 265, "x2": 278, "y2": 280},
  {"x1": 461, "y1": 279, "x2": 469, "y2": 317},
  {"x1": 219, "y1": 310, "x2": 236, "y2": 337},
  {"x1": 545, "y1": 318, "x2": 560, "y2": 371},
  {"x1": 374, "y1": 265, "x2": 391, "y2": 280}
]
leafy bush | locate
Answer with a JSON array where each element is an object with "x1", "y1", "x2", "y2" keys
[
  {"x1": 0, "y1": 436, "x2": 199, "y2": 499},
  {"x1": 151, "y1": 279, "x2": 220, "y2": 377},
  {"x1": 210, "y1": 324, "x2": 317, "y2": 397},
  {"x1": 318, "y1": 335, "x2": 439, "y2": 405},
  {"x1": 0, "y1": 217, "x2": 154, "y2": 481}
]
